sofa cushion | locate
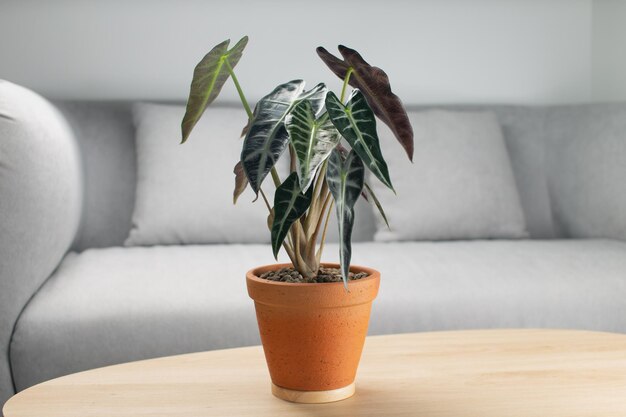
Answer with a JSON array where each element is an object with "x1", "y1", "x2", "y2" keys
[
  {"x1": 11, "y1": 239, "x2": 626, "y2": 391},
  {"x1": 406, "y1": 105, "x2": 555, "y2": 238},
  {"x1": 53, "y1": 101, "x2": 590, "y2": 249},
  {"x1": 477, "y1": 105, "x2": 554, "y2": 238},
  {"x1": 0, "y1": 80, "x2": 82, "y2": 404},
  {"x1": 126, "y1": 103, "x2": 289, "y2": 246},
  {"x1": 372, "y1": 110, "x2": 527, "y2": 241},
  {"x1": 545, "y1": 104, "x2": 626, "y2": 241}
]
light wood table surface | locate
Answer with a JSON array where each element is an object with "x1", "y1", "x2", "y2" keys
[{"x1": 4, "y1": 329, "x2": 626, "y2": 417}]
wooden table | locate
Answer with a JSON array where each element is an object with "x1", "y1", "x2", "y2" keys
[{"x1": 4, "y1": 329, "x2": 626, "y2": 417}]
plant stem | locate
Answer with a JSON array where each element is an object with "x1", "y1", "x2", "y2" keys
[
  {"x1": 292, "y1": 225, "x2": 315, "y2": 278},
  {"x1": 316, "y1": 200, "x2": 334, "y2": 264},
  {"x1": 270, "y1": 169, "x2": 281, "y2": 187},
  {"x1": 306, "y1": 190, "x2": 331, "y2": 264},
  {"x1": 225, "y1": 60, "x2": 253, "y2": 119},
  {"x1": 289, "y1": 144, "x2": 297, "y2": 173},
  {"x1": 259, "y1": 189, "x2": 272, "y2": 212},
  {"x1": 283, "y1": 240, "x2": 297, "y2": 268},
  {"x1": 340, "y1": 67, "x2": 354, "y2": 102},
  {"x1": 306, "y1": 161, "x2": 328, "y2": 234}
]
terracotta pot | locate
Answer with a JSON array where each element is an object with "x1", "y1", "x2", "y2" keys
[{"x1": 246, "y1": 263, "x2": 380, "y2": 403}]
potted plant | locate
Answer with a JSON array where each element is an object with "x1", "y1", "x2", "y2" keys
[{"x1": 180, "y1": 36, "x2": 413, "y2": 403}]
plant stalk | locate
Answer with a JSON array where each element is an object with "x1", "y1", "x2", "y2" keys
[
  {"x1": 340, "y1": 67, "x2": 354, "y2": 102},
  {"x1": 316, "y1": 200, "x2": 334, "y2": 264},
  {"x1": 306, "y1": 190, "x2": 332, "y2": 265},
  {"x1": 305, "y1": 162, "x2": 328, "y2": 236},
  {"x1": 259, "y1": 189, "x2": 272, "y2": 212},
  {"x1": 289, "y1": 144, "x2": 297, "y2": 173},
  {"x1": 225, "y1": 60, "x2": 253, "y2": 118}
]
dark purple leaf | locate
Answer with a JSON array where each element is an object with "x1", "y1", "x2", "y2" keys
[{"x1": 317, "y1": 45, "x2": 414, "y2": 161}]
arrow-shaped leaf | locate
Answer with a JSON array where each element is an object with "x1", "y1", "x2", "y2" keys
[
  {"x1": 327, "y1": 149, "x2": 365, "y2": 287},
  {"x1": 317, "y1": 45, "x2": 414, "y2": 161},
  {"x1": 286, "y1": 102, "x2": 341, "y2": 192},
  {"x1": 241, "y1": 80, "x2": 304, "y2": 193},
  {"x1": 241, "y1": 81, "x2": 327, "y2": 194},
  {"x1": 303, "y1": 83, "x2": 328, "y2": 117},
  {"x1": 181, "y1": 36, "x2": 248, "y2": 143},
  {"x1": 326, "y1": 89, "x2": 394, "y2": 191},
  {"x1": 271, "y1": 172, "x2": 314, "y2": 259}
]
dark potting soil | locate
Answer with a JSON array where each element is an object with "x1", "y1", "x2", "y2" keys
[{"x1": 259, "y1": 267, "x2": 369, "y2": 283}]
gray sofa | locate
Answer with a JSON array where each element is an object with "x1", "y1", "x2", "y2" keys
[{"x1": 1, "y1": 81, "x2": 625, "y2": 409}]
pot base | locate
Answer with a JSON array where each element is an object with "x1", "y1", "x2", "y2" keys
[{"x1": 271, "y1": 382, "x2": 355, "y2": 403}]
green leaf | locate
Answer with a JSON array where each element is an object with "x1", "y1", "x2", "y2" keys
[
  {"x1": 326, "y1": 89, "x2": 394, "y2": 191},
  {"x1": 271, "y1": 172, "x2": 314, "y2": 259},
  {"x1": 317, "y1": 45, "x2": 414, "y2": 161},
  {"x1": 327, "y1": 149, "x2": 365, "y2": 287},
  {"x1": 241, "y1": 81, "x2": 326, "y2": 194},
  {"x1": 302, "y1": 84, "x2": 327, "y2": 116},
  {"x1": 363, "y1": 182, "x2": 390, "y2": 228},
  {"x1": 286, "y1": 102, "x2": 341, "y2": 192},
  {"x1": 181, "y1": 36, "x2": 248, "y2": 143}
]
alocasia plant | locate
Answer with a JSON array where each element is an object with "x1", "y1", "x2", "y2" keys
[{"x1": 181, "y1": 36, "x2": 413, "y2": 286}]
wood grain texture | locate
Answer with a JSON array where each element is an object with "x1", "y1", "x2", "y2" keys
[
  {"x1": 4, "y1": 329, "x2": 626, "y2": 417},
  {"x1": 271, "y1": 382, "x2": 355, "y2": 403}
]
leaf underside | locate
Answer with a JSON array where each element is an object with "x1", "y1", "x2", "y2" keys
[
  {"x1": 271, "y1": 172, "x2": 314, "y2": 258},
  {"x1": 241, "y1": 81, "x2": 327, "y2": 194},
  {"x1": 317, "y1": 45, "x2": 414, "y2": 161},
  {"x1": 326, "y1": 89, "x2": 394, "y2": 191},
  {"x1": 181, "y1": 36, "x2": 248, "y2": 143},
  {"x1": 286, "y1": 101, "x2": 341, "y2": 192},
  {"x1": 233, "y1": 161, "x2": 248, "y2": 204},
  {"x1": 327, "y1": 149, "x2": 365, "y2": 287}
]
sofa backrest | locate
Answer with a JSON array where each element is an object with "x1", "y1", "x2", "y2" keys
[
  {"x1": 53, "y1": 100, "x2": 625, "y2": 251},
  {"x1": 544, "y1": 104, "x2": 626, "y2": 241},
  {"x1": 415, "y1": 105, "x2": 555, "y2": 239}
]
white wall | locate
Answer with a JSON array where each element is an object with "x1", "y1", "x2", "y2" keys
[
  {"x1": 592, "y1": 0, "x2": 626, "y2": 101},
  {"x1": 0, "y1": 0, "x2": 594, "y2": 104}
]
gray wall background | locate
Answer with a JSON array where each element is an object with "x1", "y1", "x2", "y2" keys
[
  {"x1": 593, "y1": 0, "x2": 626, "y2": 101},
  {"x1": 0, "y1": 0, "x2": 623, "y2": 104},
  {"x1": 0, "y1": 0, "x2": 603, "y2": 104}
]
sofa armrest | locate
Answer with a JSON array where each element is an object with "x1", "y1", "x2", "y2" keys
[{"x1": 0, "y1": 80, "x2": 82, "y2": 407}]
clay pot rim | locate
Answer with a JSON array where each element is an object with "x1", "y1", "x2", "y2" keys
[{"x1": 246, "y1": 262, "x2": 380, "y2": 287}]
